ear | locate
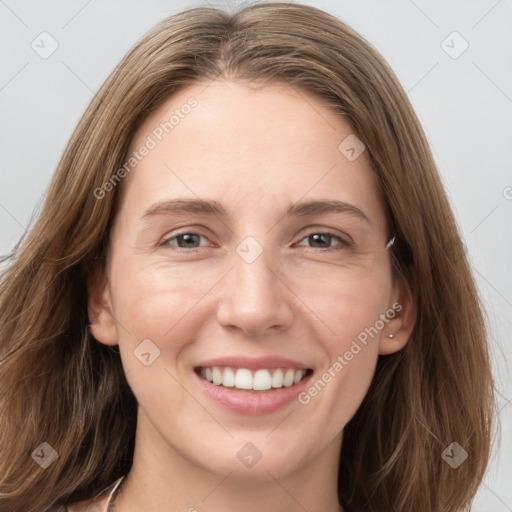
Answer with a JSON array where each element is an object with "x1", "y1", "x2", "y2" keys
[
  {"x1": 87, "y1": 265, "x2": 119, "y2": 346},
  {"x1": 379, "y1": 274, "x2": 417, "y2": 355}
]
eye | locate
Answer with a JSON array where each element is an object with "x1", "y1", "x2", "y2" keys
[
  {"x1": 161, "y1": 232, "x2": 210, "y2": 250},
  {"x1": 295, "y1": 231, "x2": 351, "y2": 251},
  {"x1": 160, "y1": 230, "x2": 352, "y2": 252}
]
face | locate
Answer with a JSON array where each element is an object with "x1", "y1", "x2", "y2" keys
[{"x1": 89, "y1": 79, "x2": 413, "y2": 482}]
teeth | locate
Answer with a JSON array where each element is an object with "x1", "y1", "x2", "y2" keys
[
  {"x1": 235, "y1": 369, "x2": 253, "y2": 390},
  {"x1": 212, "y1": 367, "x2": 222, "y2": 385},
  {"x1": 271, "y1": 369, "x2": 284, "y2": 388},
  {"x1": 253, "y1": 369, "x2": 272, "y2": 390},
  {"x1": 200, "y1": 366, "x2": 307, "y2": 391},
  {"x1": 283, "y1": 369, "x2": 295, "y2": 387},
  {"x1": 223, "y1": 368, "x2": 235, "y2": 387},
  {"x1": 293, "y1": 369, "x2": 303, "y2": 384}
]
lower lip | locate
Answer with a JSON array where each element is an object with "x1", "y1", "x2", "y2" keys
[{"x1": 194, "y1": 371, "x2": 312, "y2": 416}]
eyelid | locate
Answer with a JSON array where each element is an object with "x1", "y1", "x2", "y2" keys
[
  {"x1": 294, "y1": 230, "x2": 351, "y2": 249},
  {"x1": 160, "y1": 231, "x2": 212, "y2": 249},
  {"x1": 297, "y1": 226, "x2": 353, "y2": 244}
]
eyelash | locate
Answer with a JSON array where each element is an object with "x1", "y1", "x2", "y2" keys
[{"x1": 160, "y1": 230, "x2": 351, "y2": 252}]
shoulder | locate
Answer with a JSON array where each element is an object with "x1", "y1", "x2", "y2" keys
[
  {"x1": 45, "y1": 494, "x2": 108, "y2": 512},
  {"x1": 58, "y1": 475, "x2": 125, "y2": 512},
  {"x1": 63, "y1": 492, "x2": 110, "y2": 512}
]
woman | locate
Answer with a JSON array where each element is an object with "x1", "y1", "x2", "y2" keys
[{"x1": 0, "y1": 2, "x2": 494, "y2": 511}]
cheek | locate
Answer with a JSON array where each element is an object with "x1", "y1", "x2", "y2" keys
[
  {"x1": 107, "y1": 256, "x2": 231, "y2": 393},
  {"x1": 108, "y1": 260, "x2": 202, "y2": 417},
  {"x1": 296, "y1": 277, "x2": 390, "y2": 428},
  {"x1": 297, "y1": 268, "x2": 391, "y2": 349},
  {"x1": 329, "y1": 287, "x2": 387, "y2": 355},
  {"x1": 106, "y1": 258, "x2": 197, "y2": 390},
  {"x1": 110, "y1": 257, "x2": 215, "y2": 340}
]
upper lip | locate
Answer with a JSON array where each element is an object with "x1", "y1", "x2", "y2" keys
[{"x1": 195, "y1": 356, "x2": 312, "y2": 371}]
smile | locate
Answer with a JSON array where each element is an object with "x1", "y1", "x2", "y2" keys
[{"x1": 196, "y1": 366, "x2": 312, "y2": 391}]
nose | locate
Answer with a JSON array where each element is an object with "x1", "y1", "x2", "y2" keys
[{"x1": 216, "y1": 249, "x2": 294, "y2": 337}]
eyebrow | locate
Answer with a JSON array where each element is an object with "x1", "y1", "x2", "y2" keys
[{"x1": 141, "y1": 198, "x2": 371, "y2": 225}]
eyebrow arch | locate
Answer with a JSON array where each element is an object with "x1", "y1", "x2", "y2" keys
[
  {"x1": 142, "y1": 198, "x2": 228, "y2": 220},
  {"x1": 141, "y1": 198, "x2": 371, "y2": 225},
  {"x1": 287, "y1": 199, "x2": 371, "y2": 224}
]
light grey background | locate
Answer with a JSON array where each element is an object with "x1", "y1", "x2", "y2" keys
[{"x1": 1, "y1": 0, "x2": 511, "y2": 509}]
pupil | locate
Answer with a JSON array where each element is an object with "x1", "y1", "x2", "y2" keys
[
  {"x1": 310, "y1": 233, "x2": 329, "y2": 248},
  {"x1": 180, "y1": 234, "x2": 198, "y2": 247}
]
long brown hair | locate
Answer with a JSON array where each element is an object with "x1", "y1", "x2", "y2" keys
[{"x1": 0, "y1": 3, "x2": 494, "y2": 511}]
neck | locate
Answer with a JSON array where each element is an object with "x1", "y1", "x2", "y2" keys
[{"x1": 114, "y1": 408, "x2": 343, "y2": 512}]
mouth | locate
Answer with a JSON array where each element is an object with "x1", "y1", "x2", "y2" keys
[
  {"x1": 193, "y1": 357, "x2": 314, "y2": 415},
  {"x1": 195, "y1": 366, "x2": 313, "y2": 393}
]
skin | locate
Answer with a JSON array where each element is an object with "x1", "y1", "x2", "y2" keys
[{"x1": 87, "y1": 79, "x2": 416, "y2": 512}]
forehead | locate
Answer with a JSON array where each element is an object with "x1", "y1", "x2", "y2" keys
[{"x1": 118, "y1": 79, "x2": 387, "y2": 233}]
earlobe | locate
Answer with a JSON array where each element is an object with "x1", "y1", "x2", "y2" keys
[
  {"x1": 379, "y1": 276, "x2": 417, "y2": 355},
  {"x1": 87, "y1": 268, "x2": 119, "y2": 346}
]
